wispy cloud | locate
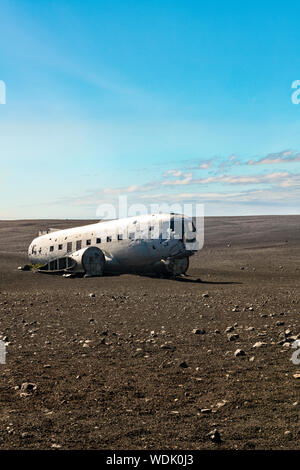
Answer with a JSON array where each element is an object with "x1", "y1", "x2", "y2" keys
[{"x1": 247, "y1": 150, "x2": 300, "y2": 165}]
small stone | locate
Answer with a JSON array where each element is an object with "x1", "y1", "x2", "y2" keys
[
  {"x1": 252, "y1": 342, "x2": 267, "y2": 348},
  {"x1": 207, "y1": 429, "x2": 221, "y2": 443},
  {"x1": 88, "y1": 293, "x2": 95, "y2": 298},
  {"x1": 192, "y1": 328, "x2": 206, "y2": 335},
  {"x1": 179, "y1": 361, "x2": 188, "y2": 368},
  {"x1": 202, "y1": 293, "x2": 209, "y2": 298},
  {"x1": 215, "y1": 399, "x2": 227, "y2": 408},
  {"x1": 201, "y1": 408, "x2": 211, "y2": 413},
  {"x1": 228, "y1": 334, "x2": 239, "y2": 341},
  {"x1": 234, "y1": 349, "x2": 246, "y2": 357},
  {"x1": 293, "y1": 373, "x2": 300, "y2": 379},
  {"x1": 20, "y1": 382, "x2": 37, "y2": 396},
  {"x1": 225, "y1": 326, "x2": 234, "y2": 333},
  {"x1": 21, "y1": 382, "x2": 37, "y2": 392}
]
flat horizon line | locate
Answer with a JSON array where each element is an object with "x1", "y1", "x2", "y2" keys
[{"x1": 1, "y1": 214, "x2": 300, "y2": 222}]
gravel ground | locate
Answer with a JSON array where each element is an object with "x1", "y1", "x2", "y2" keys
[{"x1": 0, "y1": 216, "x2": 299, "y2": 449}]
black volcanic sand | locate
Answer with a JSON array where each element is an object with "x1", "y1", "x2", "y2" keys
[{"x1": 0, "y1": 216, "x2": 299, "y2": 450}]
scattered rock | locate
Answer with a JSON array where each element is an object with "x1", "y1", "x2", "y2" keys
[
  {"x1": 192, "y1": 328, "x2": 206, "y2": 335},
  {"x1": 20, "y1": 382, "x2": 38, "y2": 396},
  {"x1": 200, "y1": 408, "x2": 211, "y2": 413},
  {"x1": 252, "y1": 342, "x2": 267, "y2": 348},
  {"x1": 234, "y1": 349, "x2": 246, "y2": 357},
  {"x1": 225, "y1": 326, "x2": 234, "y2": 333},
  {"x1": 214, "y1": 399, "x2": 227, "y2": 409},
  {"x1": 207, "y1": 429, "x2": 221, "y2": 443},
  {"x1": 179, "y1": 361, "x2": 188, "y2": 368},
  {"x1": 228, "y1": 333, "x2": 239, "y2": 341}
]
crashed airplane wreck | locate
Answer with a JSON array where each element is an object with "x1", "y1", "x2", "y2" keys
[{"x1": 27, "y1": 213, "x2": 200, "y2": 278}]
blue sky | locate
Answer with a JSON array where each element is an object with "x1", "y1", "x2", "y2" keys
[{"x1": 1, "y1": 0, "x2": 300, "y2": 218}]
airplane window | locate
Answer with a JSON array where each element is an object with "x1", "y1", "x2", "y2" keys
[
  {"x1": 86, "y1": 239, "x2": 91, "y2": 246},
  {"x1": 58, "y1": 244, "x2": 63, "y2": 250},
  {"x1": 118, "y1": 234, "x2": 123, "y2": 241},
  {"x1": 96, "y1": 238, "x2": 101, "y2": 244},
  {"x1": 50, "y1": 246, "x2": 54, "y2": 252},
  {"x1": 76, "y1": 240, "x2": 82, "y2": 250},
  {"x1": 106, "y1": 236, "x2": 112, "y2": 242},
  {"x1": 67, "y1": 242, "x2": 72, "y2": 252}
]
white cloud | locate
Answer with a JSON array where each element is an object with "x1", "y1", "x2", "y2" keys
[{"x1": 247, "y1": 150, "x2": 300, "y2": 165}]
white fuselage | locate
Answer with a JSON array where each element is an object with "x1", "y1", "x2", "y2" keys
[{"x1": 28, "y1": 213, "x2": 198, "y2": 274}]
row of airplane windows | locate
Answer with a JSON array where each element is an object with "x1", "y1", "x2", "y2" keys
[{"x1": 49, "y1": 234, "x2": 125, "y2": 252}]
